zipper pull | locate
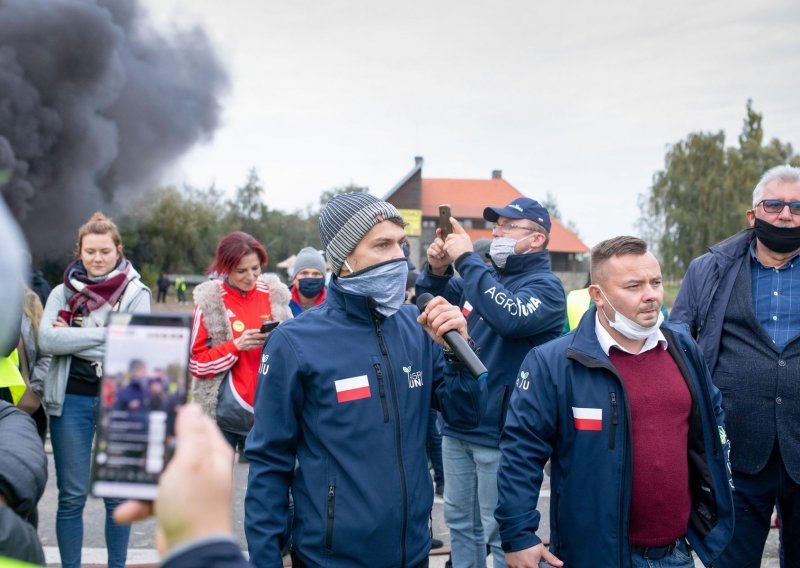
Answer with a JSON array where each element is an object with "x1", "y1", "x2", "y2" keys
[
  {"x1": 327, "y1": 486, "x2": 336, "y2": 517},
  {"x1": 373, "y1": 319, "x2": 388, "y2": 355}
]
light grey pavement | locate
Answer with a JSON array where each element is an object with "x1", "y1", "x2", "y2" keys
[{"x1": 39, "y1": 448, "x2": 780, "y2": 567}]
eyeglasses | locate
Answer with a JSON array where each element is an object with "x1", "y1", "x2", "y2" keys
[
  {"x1": 758, "y1": 199, "x2": 800, "y2": 215},
  {"x1": 492, "y1": 222, "x2": 539, "y2": 234}
]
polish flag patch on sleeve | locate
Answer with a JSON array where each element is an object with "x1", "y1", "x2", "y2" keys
[
  {"x1": 335, "y1": 375, "x2": 371, "y2": 403},
  {"x1": 461, "y1": 301, "x2": 473, "y2": 317},
  {"x1": 572, "y1": 407, "x2": 602, "y2": 431}
]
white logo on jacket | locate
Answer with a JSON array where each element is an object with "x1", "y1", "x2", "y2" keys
[
  {"x1": 403, "y1": 365, "x2": 423, "y2": 388},
  {"x1": 516, "y1": 370, "x2": 530, "y2": 390},
  {"x1": 484, "y1": 286, "x2": 542, "y2": 317}
]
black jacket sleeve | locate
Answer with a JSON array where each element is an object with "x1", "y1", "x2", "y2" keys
[
  {"x1": 0, "y1": 503, "x2": 45, "y2": 565},
  {"x1": 0, "y1": 402, "x2": 47, "y2": 565}
]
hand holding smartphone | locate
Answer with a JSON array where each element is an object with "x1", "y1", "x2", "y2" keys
[
  {"x1": 91, "y1": 312, "x2": 192, "y2": 501},
  {"x1": 438, "y1": 204, "x2": 453, "y2": 240}
]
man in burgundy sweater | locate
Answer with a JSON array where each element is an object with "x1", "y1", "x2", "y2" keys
[{"x1": 496, "y1": 236, "x2": 734, "y2": 567}]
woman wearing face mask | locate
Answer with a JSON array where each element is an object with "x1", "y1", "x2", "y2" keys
[
  {"x1": 288, "y1": 246, "x2": 327, "y2": 316},
  {"x1": 38, "y1": 212, "x2": 151, "y2": 568},
  {"x1": 189, "y1": 232, "x2": 292, "y2": 452}
]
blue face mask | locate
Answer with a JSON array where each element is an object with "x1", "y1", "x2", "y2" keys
[
  {"x1": 337, "y1": 258, "x2": 409, "y2": 317},
  {"x1": 298, "y1": 277, "x2": 325, "y2": 298}
]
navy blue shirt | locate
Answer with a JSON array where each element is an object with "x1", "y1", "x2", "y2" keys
[{"x1": 750, "y1": 241, "x2": 800, "y2": 350}]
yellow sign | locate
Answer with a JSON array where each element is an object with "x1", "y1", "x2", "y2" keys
[{"x1": 398, "y1": 209, "x2": 422, "y2": 237}]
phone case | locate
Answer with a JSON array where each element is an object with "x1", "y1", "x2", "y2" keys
[
  {"x1": 439, "y1": 205, "x2": 453, "y2": 238},
  {"x1": 90, "y1": 312, "x2": 191, "y2": 500}
]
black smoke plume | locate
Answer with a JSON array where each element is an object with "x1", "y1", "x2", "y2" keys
[{"x1": 0, "y1": 0, "x2": 229, "y2": 258}]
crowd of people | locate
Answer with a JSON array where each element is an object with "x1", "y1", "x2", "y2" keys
[{"x1": 1, "y1": 164, "x2": 799, "y2": 568}]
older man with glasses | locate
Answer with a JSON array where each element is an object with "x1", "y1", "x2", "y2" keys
[
  {"x1": 672, "y1": 164, "x2": 800, "y2": 567},
  {"x1": 417, "y1": 197, "x2": 565, "y2": 568}
]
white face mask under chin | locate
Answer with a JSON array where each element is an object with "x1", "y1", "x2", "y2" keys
[{"x1": 597, "y1": 288, "x2": 663, "y2": 341}]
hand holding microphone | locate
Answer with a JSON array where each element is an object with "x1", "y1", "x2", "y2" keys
[{"x1": 416, "y1": 293, "x2": 488, "y2": 381}]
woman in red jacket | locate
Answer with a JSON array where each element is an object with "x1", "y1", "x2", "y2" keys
[{"x1": 189, "y1": 231, "x2": 291, "y2": 450}]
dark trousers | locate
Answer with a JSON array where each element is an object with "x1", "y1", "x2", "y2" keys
[
  {"x1": 715, "y1": 445, "x2": 800, "y2": 568},
  {"x1": 156, "y1": 289, "x2": 167, "y2": 303}
]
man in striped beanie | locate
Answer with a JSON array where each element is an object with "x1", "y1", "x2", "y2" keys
[
  {"x1": 318, "y1": 191, "x2": 404, "y2": 276},
  {"x1": 317, "y1": 192, "x2": 410, "y2": 316},
  {"x1": 245, "y1": 192, "x2": 487, "y2": 567}
]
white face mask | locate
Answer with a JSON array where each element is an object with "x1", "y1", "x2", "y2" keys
[
  {"x1": 597, "y1": 287, "x2": 663, "y2": 341},
  {"x1": 489, "y1": 234, "x2": 534, "y2": 268}
]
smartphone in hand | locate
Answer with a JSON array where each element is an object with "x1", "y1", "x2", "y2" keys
[
  {"x1": 91, "y1": 312, "x2": 191, "y2": 500},
  {"x1": 438, "y1": 204, "x2": 453, "y2": 239},
  {"x1": 260, "y1": 320, "x2": 280, "y2": 334}
]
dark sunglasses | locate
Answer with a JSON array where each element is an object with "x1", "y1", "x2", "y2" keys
[{"x1": 758, "y1": 199, "x2": 800, "y2": 215}]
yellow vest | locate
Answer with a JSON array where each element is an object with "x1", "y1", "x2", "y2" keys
[
  {"x1": 0, "y1": 349, "x2": 27, "y2": 406},
  {"x1": 566, "y1": 288, "x2": 592, "y2": 331}
]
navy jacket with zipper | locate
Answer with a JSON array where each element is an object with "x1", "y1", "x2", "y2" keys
[
  {"x1": 416, "y1": 250, "x2": 565, "y2": 447},
  {"x1": 496, "y1": 308, "x2": 734, "y2": 567},
  {"x1": 244, "y1": 280, "x2": 487, "y2": 568},
  {"x1": 670, "y1": 228, "x2": 756, "y2": 373}
]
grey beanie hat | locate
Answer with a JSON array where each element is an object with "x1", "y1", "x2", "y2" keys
[
  {"x1": 319, "y1": 192, "x2": 403, "y2": 275},
  {"x1": 292, "y1": 247, "x2": 326, "y2": 278}
]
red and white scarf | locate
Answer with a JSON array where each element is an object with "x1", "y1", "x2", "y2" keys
[{"x1": 63, "y1": 258, "x2": 136, "y2": 316}]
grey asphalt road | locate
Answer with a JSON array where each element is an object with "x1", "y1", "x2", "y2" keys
[{"x1": 38, "y1": 449, "x2": 780, "y2": 567}]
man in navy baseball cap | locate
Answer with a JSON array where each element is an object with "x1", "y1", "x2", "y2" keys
[
  {"x1": 483, "y1": 197, "x2": 551, "y2": 233},
  {"x1": 416, "y1": 195, "x2": 565, "y2": 567}
]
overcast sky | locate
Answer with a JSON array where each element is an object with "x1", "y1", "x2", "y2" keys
[{"x1": 143, "y1": 0, "x2": 800, "y2": 248}]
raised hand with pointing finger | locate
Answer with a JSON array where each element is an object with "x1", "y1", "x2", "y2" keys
[
  {"x1": 441, "y1": 217, "x2": 475, "y2": 262},
  {"x1": 426, "y1": 216, "x2": 474, "y2": 275}
]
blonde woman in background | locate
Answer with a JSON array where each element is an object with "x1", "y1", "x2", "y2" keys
[{"x1": 39, "y1": 212, "x2": 151, "y2": 568}]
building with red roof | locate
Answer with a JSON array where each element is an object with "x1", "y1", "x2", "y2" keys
[{"x1": 384, "y1": 157, "x2": 589, "y2": 289}]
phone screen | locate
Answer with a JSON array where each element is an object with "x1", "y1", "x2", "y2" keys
[{"x1": 91, "y1": 312, "x2": 191, "y2": 500}]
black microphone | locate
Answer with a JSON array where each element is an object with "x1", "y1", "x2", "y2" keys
[{"x1": 416, "y1": 293, "x2": 488, "y2": 381}]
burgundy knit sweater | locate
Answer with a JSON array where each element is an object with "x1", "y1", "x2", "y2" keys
[{"x1": 609, "y1": 346, "x2": 692, "y2": 547}]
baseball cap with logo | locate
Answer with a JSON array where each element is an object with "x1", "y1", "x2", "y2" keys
[{"x1": 483, "y1": 197, "x2": 551, "y2": 232}]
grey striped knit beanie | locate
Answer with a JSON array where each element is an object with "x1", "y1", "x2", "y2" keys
[{"x1": 319, "y1": 192, "x2": 403, "y2": 275}]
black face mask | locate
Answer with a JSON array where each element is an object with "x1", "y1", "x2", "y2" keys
[
  {"x1": 298, "y1": 277, "x2": 325, "y2": 298},
  {"x1": 754, "y1": 218, "x2": 800, "y2": 254}
]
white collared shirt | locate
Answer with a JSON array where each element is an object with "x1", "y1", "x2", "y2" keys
[{"x1": 594, "y1": 314, "x2": 668, "y2": 356}]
